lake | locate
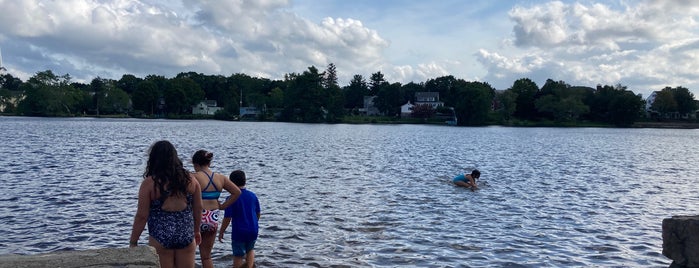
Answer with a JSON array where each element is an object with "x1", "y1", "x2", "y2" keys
[{"x1": 0, "y1": 116, "x2": 697, "y2": 267}]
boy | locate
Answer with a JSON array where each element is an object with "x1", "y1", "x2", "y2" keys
[
  {"x1": 218, "y1": 170, "x2": 260, "y2": 268},
  {"x1": 453, "y1": 169, "x2": 481, "y2": 190}
]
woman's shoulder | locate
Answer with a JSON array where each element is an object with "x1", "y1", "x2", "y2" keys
[
  {"x1": 142, "y1": 176, "x2": 155, "y2": 185},
  {"x1": 187, "y1": 175, "x2": 201, "y2": 192},
  {"x1": 212, "y1": 171, "x2": 227, "y2": 182},
  {"x1": 191, "y1": 171, "x2": 208, "y2": 181}
]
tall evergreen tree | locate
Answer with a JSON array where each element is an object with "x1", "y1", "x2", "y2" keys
[{"x1": 343, "y1": 74, "x2": 368, "y2": 109}]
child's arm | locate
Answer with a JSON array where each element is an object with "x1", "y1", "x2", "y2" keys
[
  {"x1": 468, "y1": 175, "x2": 478, "y2": 190},
  {"x1": 219, "y1": 179, "x2": 241, "y2": 210},
  {"x1": 218, "y1": 217, "x2": 231, "y2": 242}
]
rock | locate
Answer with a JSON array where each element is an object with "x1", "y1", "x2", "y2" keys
[
  {"x1": 0, "y1": 246, "x2": 160, "y2": 268},
  {"x1": 663, "y1": 215, "x2": 699, "y2": 268}
]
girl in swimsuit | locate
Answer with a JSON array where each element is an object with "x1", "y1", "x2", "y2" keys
[
  {"x1": 453, "y1": 169, "x2": 481, "y2": 190},
  {"x1": 130, "y1": 140, "x2": 203, "y2": 268},
  {"x1": 191, "y1": 150, "x2": 241, "y2": 268}
]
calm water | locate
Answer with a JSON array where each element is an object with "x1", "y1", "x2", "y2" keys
[{"x1": 1, "y1": 116, "x2": 697, "y2": 267}]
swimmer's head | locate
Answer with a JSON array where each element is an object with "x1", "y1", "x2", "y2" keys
[{"x1": 471, "y1": 169, "x2": 481, "y2": 179}]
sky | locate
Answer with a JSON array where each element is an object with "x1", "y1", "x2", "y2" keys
[{"x1": 1, "y1": 0, "x2": 699, "y2": 97}]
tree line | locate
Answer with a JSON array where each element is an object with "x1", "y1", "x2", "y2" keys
[{"x1": 0, "y1": 63, "x2": 696, "y2": 126}]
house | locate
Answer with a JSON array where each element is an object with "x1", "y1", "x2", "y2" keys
[
  {"x1": 239, "y1": 106, "x2": 259, "y2": 119},
  {"x1": 415, "y1": 92, "x2": 444, "y2": 109},
  {"x1": 645, "y1": 91, "x2": 658, "y2": 118},
  {"x1": 645, "y1": 91, "x2": 699, "y2": 119},
  {"x1": 359, "y1": 96, "x2": 381, "y2": 115},
  {"x1": 400, "y1": 101, "x2": 414, "y2": 118},
  {"x1": 192, "y1": 100, "x2": 221, "y2": 115}
]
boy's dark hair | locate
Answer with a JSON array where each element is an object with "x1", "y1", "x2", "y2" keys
[
  {"x1": 229, "y1": 170, "x2": 246, "y2": 187},
  {"x1": 471, "y1": 169, "x2": 481, "y2": 179}
]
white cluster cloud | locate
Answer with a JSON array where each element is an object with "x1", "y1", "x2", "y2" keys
[
  {"x1": 0, "y1": 0, "x2": 388, "y2": 85},
  {"x1": 1, "y1": 0, "x2": 699, "y2": 97},
  {"x1": 478, "y1": 0, "x2": 699, "y2": 95}
]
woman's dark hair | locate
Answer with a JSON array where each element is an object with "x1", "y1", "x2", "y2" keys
[
  {"x1": 229, "y1": 170, "x2": 246, "y2": 187},
  {"x1": 471, "y1": 169, "x2": 481, "y2": 179},
  {"x1": 192, "y1": 150, "x2": 214, "y2": 166},
  {"x1": 144, "y1": 140, "x2": 190, "y2": 198}
]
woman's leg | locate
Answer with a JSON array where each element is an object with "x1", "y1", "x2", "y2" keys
[
  {"x1": 149, "y1": 237, "x2": 176, "y2": 268},
  {"x1": 199, "y1": 231, "x2": 217, "y2": 268},
  {"x1": 174, "y1": 241, "x2": 197, "y2": 268}
]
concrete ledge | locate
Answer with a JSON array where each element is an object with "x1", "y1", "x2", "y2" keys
[
  {"x1": 0, "y1": 246, "x2": 160, "y2": 268},
  {"x1": 663, "y1": 215, "x2": 699, "y2": 268}
]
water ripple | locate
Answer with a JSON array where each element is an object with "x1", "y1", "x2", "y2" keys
[{"x1": 1, "y1": 118, "x2": 697, "y2": 267}]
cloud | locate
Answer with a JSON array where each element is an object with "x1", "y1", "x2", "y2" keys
[
  {"x1": 0, "y1": 0, "x2": 390, "y2": 84},
  {"x1": 2, "y1": 0, "x2": 699, "y2": 98},
  {"x1": 477, "y1": 0, "x2": 699, "y2": 95}
]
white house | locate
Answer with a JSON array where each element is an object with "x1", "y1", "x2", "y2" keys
[
  {"x1": 645, "y1": 91, "x2": 658, "y2": 114},
  {"x1": 192, "y1": 100, "x2": 222, "y2": 115},
  {"x1": 400, "y1": 101, "x2": 414, "y2": 118},
  {"x1": 415, "y1": 92, "x2": 444, "y2": 109}
]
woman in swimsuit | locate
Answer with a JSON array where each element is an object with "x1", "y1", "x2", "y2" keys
[
  {"x1": 191, "y1": 150, "x2": 241, "y2": 268},
  {"x1": 130, "y1": 140, "x2": 203, "y2": 268}
]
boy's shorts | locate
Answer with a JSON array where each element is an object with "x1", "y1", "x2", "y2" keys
[{"x1": 231, "y1": 239, "x2": 256, "y2": 257}]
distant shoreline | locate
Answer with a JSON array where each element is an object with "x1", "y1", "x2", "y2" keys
[
  {"x1": 631, "y1": 121, "x2": 699, "y2": 129},
  {"x1": 3, "y1": 114, "x2": 699, "y2": 129}
]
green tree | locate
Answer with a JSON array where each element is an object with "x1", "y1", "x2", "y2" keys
[
  {"x1": 651, "y1": 89, "x2": 677, "y2": 118},
  {"x1": 200, "y1": 74, "x2": 232, "y2": 108},
  {"x1": 453, "y1": 80, "x2": 494, "y2": 125},
  {"x1": 369, "y1": 71, "x2": 388, "y2": 96},
  {"x1": 172, "y1": 76, "x2": 205, "y2": 113},
  {"x1": 535, "y1": 80, "x2": 589, "y2": 122},
  {"x1": 608, "y1": 90, "x2": 643, "y2": 126},
  {"x1": 90, "y1": 77, "x2": 118, "y2": 115},
  {"x1": 132, "y1": 80, "x2": 160, "y2": 115},
  {"x1": 116, "y1": 74, "x2": 142, "y2": 95},
  {"x1": 374, "y1": 82, "x2": 403, "y2": 116},
  {"x1": 100, "y1": 87, "x2": 130, "y2": 114},
  {"x1": 496, "y1": 89, "x2": 518, "y2": 121},
  {"x1": 343, "y1": 74, "x2": 368, "y2": 109},
  {"x1": 510, "y1": 78, "x2": 539, "y2": 120},
  {"x1": 268, "y1": 87, "x2": 284, "y2": 109},
  {"x1": 324, "y1": 84, "x2": 345, "y2": 123},
  {"x1": 0, "y1": 87, "x2": 13, "y2": 112},
  {"x1": 0, "y1": 73, "x2": 22, "y2": 113},
  {"x1": 281, "y1": 66, "x2": 326, "y2": 122},
  {"x1": 279, "y1": 66, "x2": 344, "y2": 123},
  {"x1": 670, "y1": 86, "x2": 697, "y2": 116},
  {"x1": 322, "y1": 63, "x2": 345, "y2": 123},
  {"x1": 424, "y1": 76, "x2": 458, "y2": 107},
  {"x1": 587, "y1": 84, "x2": 643, "y2": 126},
  {"x1": 1, "y1": 73, "x2": 22, "y2": 91},
  {"x1": 18, "y1": 70, "x2": 84, "y2": 116},
  {"x1": 323, "y1": 63, "x2": 339, "y2": 89},
  {"x1": 401, "y1": 82, "x2": 424, "y2": 105},
  {"x1": 162, "y1": 80, "x2": 186, "y2": 115}
]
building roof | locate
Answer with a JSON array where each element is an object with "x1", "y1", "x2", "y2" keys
[{"x1": 415, "y1": 92, "x2": 439, "y2": 102}]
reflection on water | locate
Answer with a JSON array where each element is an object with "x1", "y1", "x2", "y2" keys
[{"x1": 1, "y1": 117, "x2": 698, "y2": 267}]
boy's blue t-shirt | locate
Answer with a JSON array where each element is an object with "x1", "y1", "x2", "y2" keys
[{"x1": 224, "y1": 188, "x2": 260, "y2": 242}]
